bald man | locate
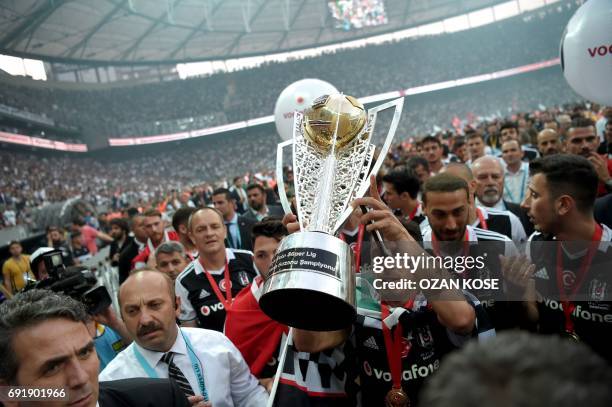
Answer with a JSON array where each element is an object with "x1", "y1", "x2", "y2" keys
[
  {"x1": 100, "y1": 269, "x2": 268, "y2": 407},
  {"x1": 175, "y1": 208, "x2": 258, "y2": 331},
  {"x1": 420, "y1": 162, "x2": 528, "y2": 242},
  {"x1": 537, "y1": 129, "x2": 561, "y2": 157}
]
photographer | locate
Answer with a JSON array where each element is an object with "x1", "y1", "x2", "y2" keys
[
  {"x1": 29, "y1": 248, "x2": 132, "y2": 370},
  {"x1": 86, "y1": 299, "x2": 132, "y2": 371}
]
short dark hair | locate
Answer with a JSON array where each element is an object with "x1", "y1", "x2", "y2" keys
[
  {"x1": 252, "y1": 219, "x2": 288, "y2": 247},
  {"x1": 155, "y1": 241, "x2": 185, "y2": 259},
  {"x1": 420, "y1": 331, "x2": 612, "y2": 407},
  {"x1": 422, "y1": 173, "x2": 470, "y2": 205},
  {"x1": 8, "y1": 240, "x2": 21, "y2": 249},
  {"x1": 529, "y1": 155, "x2": 598, "y2": 213},
  {"x1": 212, "y1": 188, "x2": 233, "y2": 201},
  {"x1": 382, "y1": 168, "x2": 420, "y2": 199},
  {"x1": 143, "y1": 209, "x2": 161, "y2": 218},
  {"x1": 452, "y1": 138, "x2": 466, "y2": 152},
  {"x1": 421, "y1": 135, "x2": 442, "y2": 147},
  {"x1": 569, "y1": 117, "x2": 595, "y2": 131},
  {"x1": 406, "y1": 156, "x2": 430, "y2": 173},
  {"x1": 0, "y1": 290, "x2": 89, "y2": 383},
  {"x1": 246, "y1": 183, "x2": 265, "y2": 194},
  {"x1": 466, "y1": 131, "x2": 484, "y2": 141},
  {"x1": 500, "y1": 121, "x2": 518, "y2": 133},
  {"x1": 126, "y1": 207, "x2": 140, "y2": 218},
  {"x1": 172, "y1": 207, "x2": 196, "y2": 233},
  {"x1": 109, "y1": 218, "x2": 129, "y2": 234},
  {"x1": 72, "y1": 218, "x2": 85, "y2": 227}
]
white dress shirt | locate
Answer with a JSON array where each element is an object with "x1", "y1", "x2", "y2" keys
[
  {"x1": 503, "y1": 161, "x2": 529, "y2": 204},
  {"x1": 100, "y1": 327, "x2": 268, "y2": 407}
]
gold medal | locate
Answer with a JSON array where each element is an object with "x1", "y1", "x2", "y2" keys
[
  {"x1": 562, "y1": 330, "x2": 580, "y2": 342},
  {"x1": 385, "y1": 387, "x2": 410, "y2": 407}
]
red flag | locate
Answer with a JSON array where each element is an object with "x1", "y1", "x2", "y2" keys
[{"x1": 225, "y1": 277, "x2": 289, "y2": 377}]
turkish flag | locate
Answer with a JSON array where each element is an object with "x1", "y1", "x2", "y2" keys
[{"x1": 224, "y1": 277, "x2": 289, "y2": 377}]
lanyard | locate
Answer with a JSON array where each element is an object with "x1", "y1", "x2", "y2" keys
[
  {"x1": 555, "y1": 224, "x2": 603, "y2": 335},
  {"x1": 405, "y1": 203, "x2": 420, "y2": 221},
  {"x1": 201, "y1": 258, "x2": 233, "y2": 309},
  {"x1": 381, "y1": 300, "x2": 413, "y2": 399},
  {"x1": 133, "y1": 330, "x2": 209, "y2": 401},
  {"x1": 504, "y1": 167, "x2": 527, "y2": 204},
  {"x1": 476, "y1": 208, "x2": 488, "y2": 230},
  {"x1": 339, "y1": 224, "x2": 365, "y2": 273}
]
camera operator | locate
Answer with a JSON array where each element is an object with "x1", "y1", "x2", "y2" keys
[
  {"x1": 47, "y1": 226, "x2": 75, "y2": 266},
  {"x1": 28, "y1": 248, "x2": 132, "y2": 370}
]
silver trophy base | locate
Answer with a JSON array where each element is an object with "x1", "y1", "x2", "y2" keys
[{"x1": 259, "y1": 231, "x2": 356, "y2": 331}]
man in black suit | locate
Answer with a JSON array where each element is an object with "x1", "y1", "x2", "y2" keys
[
  {"x1": 212, "y1": 188, "x2": 256, "y2": 251},
  {"x1": 99, "y1": 378, "x2": 191, "y2": 406},
  {"x1": 0, "y1": 289, "x2": 191, "y2": 407},
  {"x1": 118, "y1": 213, "x2": 147, "y2": 283},
  {"x1": 109, "y1": 218, "x2": 133, "y2": 267},
  {"x1": 244, "y1": 184, "x2": 284, "y2": 222}
]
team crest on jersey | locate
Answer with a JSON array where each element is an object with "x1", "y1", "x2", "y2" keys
[
  {"x1": 589, "y1": 279, "x2": 607, "y2": 301},
  {"x1": 562, "y1": 270, "x2": 577, "y2": 288},
  {"x1": 238, "y1": 271, "x2": 251, "y2": 286},
  {"x1": 219, "y1": 279, "x2": 233, "y2": 292},
  {"x1": 416, "y1": 326, "x2": 434, "y2": 349},
  {"x1": 199, "y1": 289, "x2": 211, "y2": 299}
]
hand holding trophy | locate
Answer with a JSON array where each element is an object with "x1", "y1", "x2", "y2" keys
[{"x1": 260, "y1": 93, "x2": 404, "y2": 331}]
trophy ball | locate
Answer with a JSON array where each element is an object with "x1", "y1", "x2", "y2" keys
[{"x1": 303, "y1": 94, "x2": 367, "y2": 151}]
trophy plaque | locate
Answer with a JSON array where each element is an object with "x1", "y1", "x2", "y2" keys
[{"x1": 260, "y1": 93, "x2": 404, "y2": 331}]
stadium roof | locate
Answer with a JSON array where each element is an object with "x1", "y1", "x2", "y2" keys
[{"x1": 0, "y1": 0, "x2": 505, "y2": 65}]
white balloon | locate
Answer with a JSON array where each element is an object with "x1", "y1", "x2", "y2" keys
[
  {"x1": 561, "y1": 0, "x2": 612, "y2": 105},
  {"x1": 274, "y1": 79, "x2": 338, "y2": 141}
]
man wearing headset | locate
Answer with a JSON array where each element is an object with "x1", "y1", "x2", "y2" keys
[{"x1": 100, "y1": 269, "x2": 268, "y2": 407}]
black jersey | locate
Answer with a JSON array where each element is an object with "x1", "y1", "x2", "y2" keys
[
  {"x1": 273, "y1": 334, "x2": 358, "y2": 407},
  {"x1": 355, "y1": 277, "x2": 495, "y2": 406},
  {"x1": 176, "y1": 248, "x2": 258, "y2": 332},
  {"x1": 528, "y1": 226, "x2": 612, "y2": 363},
  {"x1": 422, "y1": 226, "x2": 520, "y2": 330}
]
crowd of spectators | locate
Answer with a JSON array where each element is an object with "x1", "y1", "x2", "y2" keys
[
  {"x1": 0, "y1": 2, "x2": 575, "y2": 138},
  {"x1": 0, "y1": 64, "x2": 595, "y2": 231}
]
